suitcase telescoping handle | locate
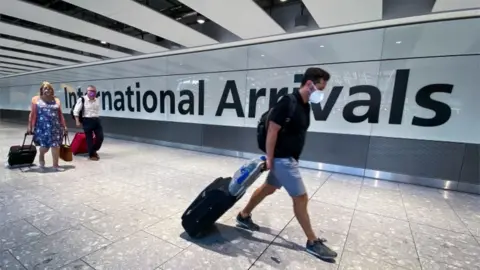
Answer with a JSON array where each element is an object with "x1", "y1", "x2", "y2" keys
[
  {"x1": 259, "y1": 156, "x2": 267, "y2": 172},
  {"x1": 260, "y1": 161, "x2": 267, "y2": 172},
  {"x1": 21, "y1": 132, "x2": 35, "y2": 149}
]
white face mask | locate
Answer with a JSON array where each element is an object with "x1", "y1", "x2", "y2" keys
[{"x1": 309, "y1": 87, "x2": 324, "y2": 104}]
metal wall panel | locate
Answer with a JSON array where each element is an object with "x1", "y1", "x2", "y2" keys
[
  {"x1": 98, "y1": 117, "x2": 204, "y2": 146},
  {"x1": 459, "y1": 144, "x2": 480, "y2": 185},
  {"x1": 201, "y1": 125, "x2": 260, "y2": 154},
  {"x1": 366, "y1": 136, "x2": 465, "y2": 180},
  {"x1": 0, "y1": 109, "x2": 27, "y2": 123},
  {"x1": 168, "y1": 123, "x2": 371, "y2": 169},
  {"x1": 302, "y1": 132, "x2": 370, "y2": 168}
]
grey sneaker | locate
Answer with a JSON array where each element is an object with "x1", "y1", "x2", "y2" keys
[
  {"x1": 236, "y1": 213, "x2": 260, "y2": 231},
  {"x1": 306, "y1": 238, "x2": 338, "y2": 260}
]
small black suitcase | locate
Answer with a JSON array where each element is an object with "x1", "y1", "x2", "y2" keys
[
  {"x1": 7, "y1": 133, "x2": 37, "y2": 167},
  {"x1": 181, "y1": 176, "x2": 244, "y2": 238}
]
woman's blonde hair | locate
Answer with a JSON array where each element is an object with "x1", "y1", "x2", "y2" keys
[{"x1": 39, "y1": 81, "x2": 53, "y2": 95}]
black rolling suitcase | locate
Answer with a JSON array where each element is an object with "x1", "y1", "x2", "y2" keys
[
  {"x1": 181, "y1": 176, "x2": 243, "y2": 238},
  {"x1": 7, "y1": 133, "x2": 37, "y2": 167}
]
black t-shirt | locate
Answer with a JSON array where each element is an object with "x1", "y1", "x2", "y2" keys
[{"x1": 268, "y1": 91, "x2": 311, "y2": 160}]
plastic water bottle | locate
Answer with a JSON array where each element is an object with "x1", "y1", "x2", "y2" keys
[{"x1": 229, "y1": 156, "x2": 266, "y2": 196}]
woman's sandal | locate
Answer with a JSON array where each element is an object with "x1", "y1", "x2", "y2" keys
[{"x1": 52, "y1": 166, "x2": 64, "y2": 172}]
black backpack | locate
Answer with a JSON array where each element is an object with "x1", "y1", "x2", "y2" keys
[
  {"x1": 257, "y1": 94, "x2": 297, "y2": 152},
  {"x1": 70, "y1": 96, "x2": 85, "y2": 123}
]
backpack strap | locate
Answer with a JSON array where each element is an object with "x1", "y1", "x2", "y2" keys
[
  {"x1": 265, "y1": 93, "x2": 298, "y2": 127},
  {"x1": 81, "y1": 96, "x2": 85, "y2": 112},
  {"x1": 78, "y1": 97, "x2": 86, "y2": 121},
  {"x1": 74, "y1": 96, "x2": 85, "y2": 111},
  {"x1": 284, "y1": 94, "x2": 297, "y2": 124}
]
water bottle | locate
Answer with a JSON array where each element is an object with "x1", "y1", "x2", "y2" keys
[{"x1": 229, "y1": 156, "x2": 266, "y2": 196}]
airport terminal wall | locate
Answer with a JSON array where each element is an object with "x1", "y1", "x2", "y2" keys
[{"x1": 0, "y1": 17, "x2": 479, "y2": 194}]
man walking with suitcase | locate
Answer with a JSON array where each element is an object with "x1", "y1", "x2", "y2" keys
[
  {"x1": 236, "y1": 67, "x2": 338, "y2": 260},
  {"x1": 73, "y1": 85, "x2": 104, "y2": 161}
]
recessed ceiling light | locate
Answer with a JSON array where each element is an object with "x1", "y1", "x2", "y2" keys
[
  {"x1": 396, "y1": 41, "x2": 402, "y2": 44},
  {"x1": 280, "y1": 0, "x2": 288, "y2": 2},
  {"x1": 261, "y1": 54, "x2": 265, "y2": 57},
  {"x1": 320, "y1": 45, "x2": 324, "y2": 48},
  {"x1": 101, "y1": 40, "x2": 107, "y2": 44},
  {"x1": 197, "y1": 14, "x2": 206, "y2": 24}
]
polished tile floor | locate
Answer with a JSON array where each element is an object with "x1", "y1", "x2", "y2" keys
[{"x1": 1, "y1": 122, "x2": 480, "y2": 270}]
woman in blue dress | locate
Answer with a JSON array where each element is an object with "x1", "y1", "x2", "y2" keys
[{"x1": 27, "y1": 82, "x2": 68, "y2": 171}]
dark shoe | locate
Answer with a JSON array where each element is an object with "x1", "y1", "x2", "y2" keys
[
  {"x1": 306, "y1": 238, "x2": 338, "y2": 260},
  {"x1": 236, "y1": 213, "x2": 260, "y2": 231},
  {"x1": 88, "y1": 156, "x2": 99, "y2": 161},
  {"x1": 94, "y1": 153, "x2": 100, "y2": 159}
]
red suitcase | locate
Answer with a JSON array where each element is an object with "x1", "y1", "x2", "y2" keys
[{"x1": 71, "y1": 132, "x2": 96, "y2": 155}]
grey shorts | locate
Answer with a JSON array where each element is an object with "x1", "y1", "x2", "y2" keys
[{"x1": 266, "y1": 158, "x2": 306, "y2": 197}]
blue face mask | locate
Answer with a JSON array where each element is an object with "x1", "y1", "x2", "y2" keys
[{"x1": 308, "y1": 84, "x2": 324, "y2": 104}]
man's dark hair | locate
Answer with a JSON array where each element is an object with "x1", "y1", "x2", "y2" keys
[{"x1": 301, "y1": 67, "x2": 330, "y2": 86}]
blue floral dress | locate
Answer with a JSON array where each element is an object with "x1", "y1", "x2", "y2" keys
[{"x1": 34, "y1": 98, "x2": 63, "y2": 148}]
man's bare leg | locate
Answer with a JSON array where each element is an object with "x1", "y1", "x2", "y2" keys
[
  {"x1": 237, "y1": 183, "x2": 276, "y2": 230},
  {"x1": 292, "y1": 192, "x2": 337, "y2": 260},
  {"x1": 292, "y1": 193, "x2": 317, "y2": 241}
]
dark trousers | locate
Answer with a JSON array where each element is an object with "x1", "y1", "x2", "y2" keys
[{"x1": 82, "y1": 118, "x2": 104, "y2": 157}]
